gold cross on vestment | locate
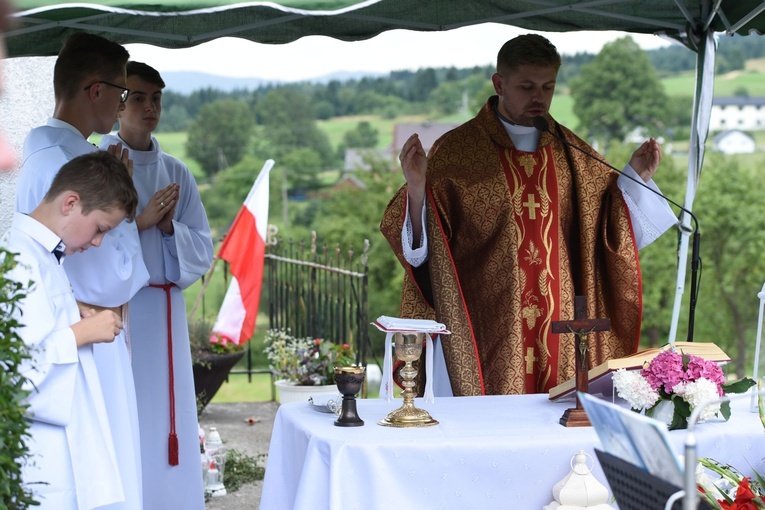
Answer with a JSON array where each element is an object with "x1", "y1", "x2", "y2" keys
[
  {"x1": 522, "y1": 194, "x2": 540, "y2": 220},
  {"x1": 525, "y1": 347, "x2": 537, "y2": 375}
]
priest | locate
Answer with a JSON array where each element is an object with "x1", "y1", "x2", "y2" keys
[{"x1": 380, "y1": 34, "x2": 677, "y2": 396}]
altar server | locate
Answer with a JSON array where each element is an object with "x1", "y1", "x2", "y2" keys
[
  {"x1": 14, "y1": 32, "x2": 148, "y2": 510},
  {"x1": 100, "y1": 61, "x2": 212, "y2": 509},
  {"x1": 3, "y1": 151, "x2": 138, "y2": 510}
]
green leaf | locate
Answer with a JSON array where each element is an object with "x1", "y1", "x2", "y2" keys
[
  {"x1": 670, "y1": 396, "x2": 691, "y2": 430},
  {"x1": 722, "y1": 377, "x2": 756, "y2": 394},
  {"x1": 720, "y1": 401, "x2": 731, "y2": 421}
]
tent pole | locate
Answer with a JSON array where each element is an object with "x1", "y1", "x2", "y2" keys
[{"x1": 668, "y1": 29, "x2": 716, "y2": 343}]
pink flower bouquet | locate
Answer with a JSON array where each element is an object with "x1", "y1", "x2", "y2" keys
[{"x1": 613, "y1": 347, "x2": 754, "y2": 430}]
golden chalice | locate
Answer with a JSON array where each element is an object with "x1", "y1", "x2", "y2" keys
[{"x1": 379, "y1": 332, "x2": 438, "y2": 428}]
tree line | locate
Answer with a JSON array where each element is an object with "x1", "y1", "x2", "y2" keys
[
  {"x1": 160, "y1": 33, "x2": 765, "y2": 136},
  {"x1": 167, "y1": 34, "x2": 765, "y2": 185}
]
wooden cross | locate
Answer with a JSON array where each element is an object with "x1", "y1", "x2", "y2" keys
[
  {"x1": 522, "y1": 194, "x2": 540, "y2": 219},
  {"x1": 550, "y1": 295, "x2": 611, "y2": 427}
]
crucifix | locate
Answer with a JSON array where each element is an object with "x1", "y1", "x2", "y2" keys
[{"x1": 551, "y1": 295, "x2": 611, "y2": 427}]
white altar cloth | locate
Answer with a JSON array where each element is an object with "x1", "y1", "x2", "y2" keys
[{"x1": 260, "y1": 394, "x2": 765, "y2": 510}]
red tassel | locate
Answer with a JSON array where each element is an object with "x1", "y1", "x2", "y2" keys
[{"x1": 168, "y1": 433, "x2": 179, "y2": 466}]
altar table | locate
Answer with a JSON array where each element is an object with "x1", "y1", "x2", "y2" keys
[{"x1": 260, "y1": 394, "x2": 765, "y2": 510}]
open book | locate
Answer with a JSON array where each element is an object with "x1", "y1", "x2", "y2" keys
[{"x1": 548, "y1": 341, "x2": 731, "y2": 401}]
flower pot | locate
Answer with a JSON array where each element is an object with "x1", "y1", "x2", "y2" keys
[
  {"x1": 274, "y1": 379, "x2": 338, "y2": 404},
  {"x1": 193, "y1": 350, "x2": 246, "y2": 409}
]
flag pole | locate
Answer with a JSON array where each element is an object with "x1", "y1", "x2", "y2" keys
[
  {"x1": 190, "y1": 159, "x2": 274, "y2": 324},
  {"x1": 210, "y1": 159, "x2": 275, "y2": 345}
]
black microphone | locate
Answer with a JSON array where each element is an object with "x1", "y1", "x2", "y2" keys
[{"x1": 532, "y1": 116, "x2": 702, "y2": 343}]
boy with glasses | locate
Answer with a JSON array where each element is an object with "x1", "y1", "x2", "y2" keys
[{"x1": 14, "y1": 32, "x2": 148, "y2": 510}]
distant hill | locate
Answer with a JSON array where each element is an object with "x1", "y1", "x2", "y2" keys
[
  {"x1": 162, "y1": 72, "x2": 279, "y2": 94},
  {"x1": 163, "y1": 70, "x2": 385, "y2": 94}
]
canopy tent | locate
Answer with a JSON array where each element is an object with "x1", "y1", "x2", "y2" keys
[
  {"x1": 5, "y1": 1, "x2": 765, "y2": 55},
  {"x1": 6, "y1": 0, "x2": 765, "y2": 342}
]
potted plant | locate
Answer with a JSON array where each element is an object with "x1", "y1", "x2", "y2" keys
[
  {"x1": 190, "y1": 318, "x2": 246, "y2": 409},
  {"x1": 263, "y1": 328, "x2": 355, "y2": 403}
]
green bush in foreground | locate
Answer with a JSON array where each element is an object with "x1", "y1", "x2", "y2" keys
[{"x1": 0, "y1": 248, "x2": 35, "y2": 508}]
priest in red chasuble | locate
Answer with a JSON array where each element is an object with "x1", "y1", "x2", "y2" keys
[{"x1": 380, "y1": 34, "x2": 677, "y2": 396}]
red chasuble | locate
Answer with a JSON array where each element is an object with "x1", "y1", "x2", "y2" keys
[
  {"x1": 499, "y1": 146, "x2": 563, "y2": 392},
  {"x1": 380, "y1": 96, "x2": 642, "y2": 395}
]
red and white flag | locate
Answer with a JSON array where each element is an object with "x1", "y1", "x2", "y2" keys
[{"x1": 211, "y1": 159, "x2": 274, "y2": 345}]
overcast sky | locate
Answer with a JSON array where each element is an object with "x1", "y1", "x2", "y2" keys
[{"x1": 126, "y1": 23, "x2": 675, "y2": 82}]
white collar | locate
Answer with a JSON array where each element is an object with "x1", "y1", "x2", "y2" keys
[{"x1": 46, "y1": 117, "x2": 87, "y2": 139}]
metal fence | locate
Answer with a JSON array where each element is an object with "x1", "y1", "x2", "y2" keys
[
  {"x1": 221, "y1": 229, "x2": 370, "y2": 393},
  {"x1": 265, "y1": 230, "x2": 370, "y2": 365}
]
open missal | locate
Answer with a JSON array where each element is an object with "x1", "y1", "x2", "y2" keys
[{"x1": 548, "y1": 341, "x2": 730, "y2": 401}]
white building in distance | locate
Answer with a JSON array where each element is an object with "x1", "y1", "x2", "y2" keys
[
  {"x1": 712, "y1": 129, "x2": 756, "y2": 154},
  {"x1": 710, "y1": 96, "x2": 765, "y2": 132}
]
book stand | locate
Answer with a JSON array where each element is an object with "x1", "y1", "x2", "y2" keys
[{"x1": 594, "y1": 449, "x2": 713, "y2": 510}]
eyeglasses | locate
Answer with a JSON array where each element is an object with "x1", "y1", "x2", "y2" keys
[{"x1": 83, "y1": 80, "x2": 130, "y2": 103}]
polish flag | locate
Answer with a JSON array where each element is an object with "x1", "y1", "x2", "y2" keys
[{"x1": 211, "y1": 159, "x2": 274, "y2": 345}]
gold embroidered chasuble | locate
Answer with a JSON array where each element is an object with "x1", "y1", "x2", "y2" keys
[{"x1": 380, "y1": 96, "x2": 642, "y2": 396}]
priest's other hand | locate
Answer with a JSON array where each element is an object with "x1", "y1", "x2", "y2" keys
[
  {"x1": 400, "y1": 133, "x2": 427, "y2": 201},
  {"x1": 71, "y1": 309, "x2": 123, "y2": 347},
  {"x1": 629, "y1": 137, "x2": 662, "y2": 182},
  {"x1": 399, "y1": 133, "x2": 428, "y2": 246}
]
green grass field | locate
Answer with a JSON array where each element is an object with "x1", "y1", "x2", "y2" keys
[
  {"x1": 662, "y1": 69, "x2": 765, "y2": 97},
  {"x1": 317, "y1": 113, "x2": 430, "y2": 149},
  {"x1": 154, "y1": 132, "x2": 205, "y2": 179},
  {"x1": 210, "y1": 372, "x2": 275, "y2": 403},
  {"x1": 210, "y1": 371, "x2": 381, "y2": 403}
]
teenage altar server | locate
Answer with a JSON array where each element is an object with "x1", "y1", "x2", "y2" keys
[
  {"x1": 14, "y1": 33, "x2": 148, "y2": 510},
  {"x1": 3, "y1": 152, "x2": 138, "y2": 509},
  {"x1": 100, "y1": 61, "x2": 213, "y2": 509}
]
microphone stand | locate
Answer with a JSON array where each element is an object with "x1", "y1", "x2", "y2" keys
[{"x1": 532, "y1": 116, "x2": 701, "y2": 342}]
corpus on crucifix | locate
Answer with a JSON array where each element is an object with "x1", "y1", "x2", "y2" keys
[{"x1": 551, "y1": 295, "x2": 611, "y2": 427}]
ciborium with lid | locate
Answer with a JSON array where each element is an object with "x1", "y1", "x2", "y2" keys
[{"x1": 379, "y1": 332, "x2": 438, "y2": 428}]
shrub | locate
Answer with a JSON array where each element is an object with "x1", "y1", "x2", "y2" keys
[
  {"x1": 0, "y1": 248, "x2": 35, "y2": 508},
  {"x1": 263, "y1": 329, "x2": 354, "y2": 385}
]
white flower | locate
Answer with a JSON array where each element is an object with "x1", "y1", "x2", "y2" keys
[
  {"x1": 695, "y1": 462, "x2": 734, "y2": 501},
  {"x1": 613, "y1": 369, "x2": 660, "y2": 410},
  {"x1": 675, "y1": 378, "x2": 720, "y2": 422}
]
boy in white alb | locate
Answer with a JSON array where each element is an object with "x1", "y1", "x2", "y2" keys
[
  {"x1": 100, "y1": 61, "x2": 212, "y2": 509},
  {"x1": 14, "y1": 33, "x2": 148, "y2": 510},
  {"x1": 2, "y1": 151, "x2": 138, "y2": 510}
]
